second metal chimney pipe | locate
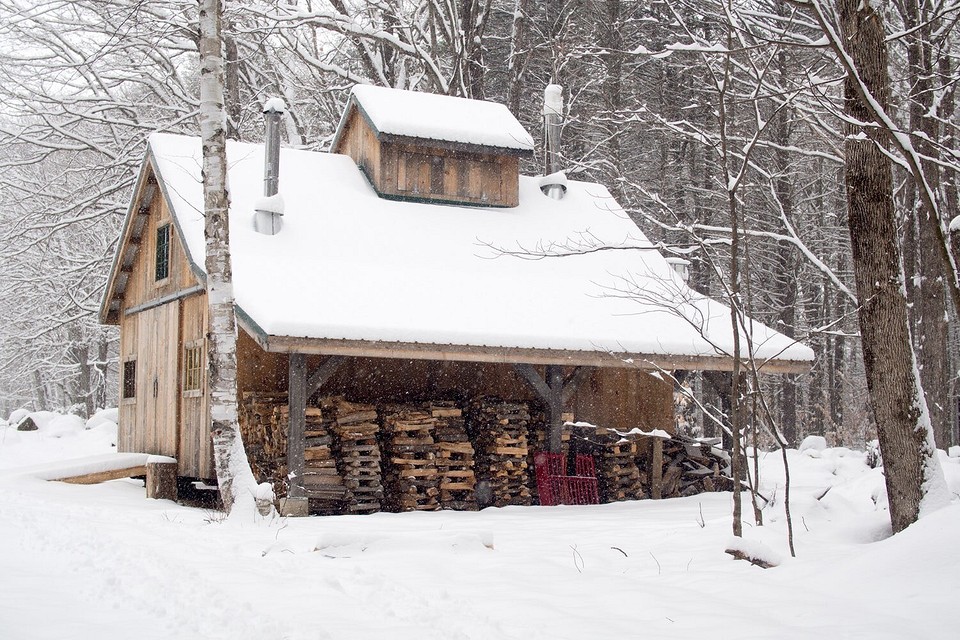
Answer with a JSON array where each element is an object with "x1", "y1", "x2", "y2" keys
[
  {"x1": 263, "y1": 98, "x2": 284, "y2": 198},
  {"x1": 254, "y1": 97, "x2": 286, "y2": 235}
]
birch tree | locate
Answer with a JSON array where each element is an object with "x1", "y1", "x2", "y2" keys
[{"x1": 198, "y1": 0, "x2": 268, "y2": 517}]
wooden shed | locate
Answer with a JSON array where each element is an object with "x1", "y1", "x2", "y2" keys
[{"x1": 100, "y1": 86, "x2": 812, "y2": 512}]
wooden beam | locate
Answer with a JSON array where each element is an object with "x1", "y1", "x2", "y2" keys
[
  {"x1": 123, "y1": 285, "x2": 204, "y2": 317},
  {"x1": 514, "y1": 363, "x2": 552, "y2": 401},
  {"x1": 263, "y1": 334, "x2": 811, "y2": 375},
  {"x1": 60, "y1": 466, "x2": 148, "y2": 485},
  {"x1": 560, "y1": 366, "x2": 593, "y2": 405},
  {"x1": 287, "y1": 353, "x2": 307, "y2": 500},
  {"x1": 306, "y1": 355, "x2": 346, "y2": 397}
]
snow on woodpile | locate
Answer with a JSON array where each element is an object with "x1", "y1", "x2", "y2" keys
[
  {"x1": 345, "y1": 84, "x2": 535, "y2": 152},
  {"x1": 147, "y1": 133, "x2": 813, "y2": 365}
]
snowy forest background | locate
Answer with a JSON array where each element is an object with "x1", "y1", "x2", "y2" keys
[{"x1": 1, "y1": 0, "x2": 958, "y2": 451}]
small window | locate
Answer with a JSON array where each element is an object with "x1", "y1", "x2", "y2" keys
[
  {"x1": 183, "y1": 344, "x2": 203, "y2": 393},
  {"x1": 122, "y1": 360, "x2": 136, "y2": 399},
  {"x1": 155, "y1": 223, "x2": 171, "y2": 281}
]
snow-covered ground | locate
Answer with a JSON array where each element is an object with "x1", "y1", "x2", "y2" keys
[{"x1": 1, "y1": 412, "x2": 958, "y2": 640}]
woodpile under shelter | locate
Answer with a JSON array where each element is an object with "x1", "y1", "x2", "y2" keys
[{"x1": 99, "y1": 85, "x2": 813, "y2": 514}]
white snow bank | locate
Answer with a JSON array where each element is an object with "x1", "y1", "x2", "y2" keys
[
  {"x1": 1, "y1": 410, "x2": 119, "y2": 470},
  {"x1": 86, "y1": 407, "x2": 119, "y2": 430},
  {"x1": 314, "y1": 530, "x2": 495, "y2": 558},
  {"x1": 799, "y1": 435, "x2": 828, "y2": 454},
  {"x1": 2, "y1": 431, "x2": 960, "y2": 639},
  {"x1": 725, "y1": 536, "x2": 783, "y2": 567}
]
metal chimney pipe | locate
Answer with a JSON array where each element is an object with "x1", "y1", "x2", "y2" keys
[
  {"x1": 255, "y1": 97, "x2": 286, "y2": 235},
  {"x1": 543, "y1": 84, "x2": 563, "y2": 176},
  {"x1": 542, "y1": 84, "x2": 566, "y2": 200}
]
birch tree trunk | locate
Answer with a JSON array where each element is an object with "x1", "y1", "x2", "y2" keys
[
  {"x1": 834, "y1": 0, "x2": 948, "y2": 533},
  {"x1": 198, "y1": 0, "x2": 266, "y2": 517}
]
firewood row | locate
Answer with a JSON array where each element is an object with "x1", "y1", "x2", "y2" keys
[
  {"x1": 238, "y1": 392, "x2": 289, "y2": 494},
  {"x1": 651, "y1": 434, "x2": 733, "y2": 498},
  {"x1": 325, "y1": 397, "x2": 383, "y2": 514},
  {"x1": 380, "y1": 405, "x2": 441, "y2": 512},
  {"x1": 567, "y1": 423, "x2": 644, "y2": 502},
  {"x1": 566, "y1": 422, "x2": 733, "y2": 501},
  {"x1": 240, "y1": 391, "x2": 733, "y2": 514},
  {"x1": 467, "y1": 398, "x2": 532, "y2": 507},
  {"x1": 291, "y1": 403, "x2": 348, "y2": 514},
  {"x1": 430, "y1": 402, "x2": 478, "y2": 511}
]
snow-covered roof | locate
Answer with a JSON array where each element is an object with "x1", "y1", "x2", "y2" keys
[
  {"x1": 333, "y1": 85, "x2": 535, "y2": 153},
  {"x1": 134, "y1": 133, "x2": 812, "y2": 371}
]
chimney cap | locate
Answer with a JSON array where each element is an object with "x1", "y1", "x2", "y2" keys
[
  {"x1": 543, "y1": 84, "x2": 563, "y2": 116},
  {"x1": 263, "y1": 97, "x2": 287, "y2": 114},
  {"x1": 539, "y1": 171, "x2": 568, "y2": 199}
]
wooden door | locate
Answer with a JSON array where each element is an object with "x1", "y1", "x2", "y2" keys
[{"x1": 136, "y1": 303, "x2": 179, "y2": 457}]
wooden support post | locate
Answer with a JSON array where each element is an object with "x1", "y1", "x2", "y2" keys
[
  {"x1": 545, "y1": 365, "x2": 564, "y2": 453},
  {"x1": 146, "y1": 460, "x2": 178, "y2": 501},
  {"x1": 514, "y1": 364, "x2": 593, "y2": 454},
  {"x1": 287, "y1": 353, "x2": 308, "y2": 508},
  {"x1": 651, "y1": 438, "x2": 664, "y2": 500}
]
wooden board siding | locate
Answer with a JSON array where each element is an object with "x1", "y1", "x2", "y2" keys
[
  {"x1": 178, "y1": 293, "x2": 212, "y2": 479},
  {"x1": 237, "y1": 328, "x2": 288, "y2": 393},
  {"x1": 572, "y1": 368, "x2": 674, "y2": 435},
  {"x1": 115, "y1": 175, "x2": 204, "y2": 475},
  {"x1": 380, "y1": 141, "x2": 518, "y2": 207},
  {"x1": 334, "y1": 108, "x2": 382, "y2": 186},
  {"x1": 120, "y1": 192, "x2": 197, "y2": 311},
  {"x1": 333, "y1": 108, "x2": 520, "y2": 208},
  {"x1": 118, "y1": 312, "x2": 138, "y2": 454}
]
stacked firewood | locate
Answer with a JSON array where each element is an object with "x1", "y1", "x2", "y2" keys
[
  {"x1": 430, "y1": 402, "x2": 478, "y2": 511},
  {"x1": 467, "y1": 398, "x2": 532, "y2": 507},
  {"x1": 380, "y1": 406, "x2": 440, "y2": 512},
  {"x1": 648, "y1": 434, "x2": 733, "y2": 498},
  {"x1": 296, "y1": 405, "x2": 348, "y2": 513},
  {"x1": 567, "y1": 423, "x2": 644, "y2": 502},
  {"x1": 238, "y1": 392, "x2": 289, "y2": 490},
  {"x1": 325, "y1": 397, "x2": 383, "y2": 514}
]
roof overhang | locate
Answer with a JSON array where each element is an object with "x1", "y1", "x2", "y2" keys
[{"x1": 234, "y1": 309, "x2": 811, "y2": 375}]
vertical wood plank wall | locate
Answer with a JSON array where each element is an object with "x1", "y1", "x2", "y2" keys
[
  {"x1": 334, "y1": 109, "x2": 521, "y2": 207},
  {"x1": 116, "y1": 167, "x2": 206, "y2": 476}
]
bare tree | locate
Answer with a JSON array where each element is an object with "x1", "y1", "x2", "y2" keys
[{"x1": 808, "y1": 0, "x2": 950, "y2": 532}]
